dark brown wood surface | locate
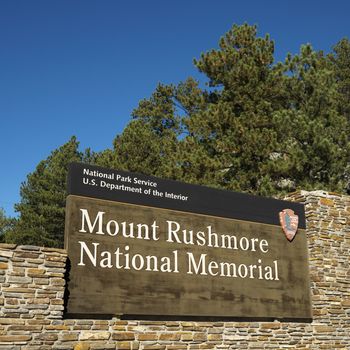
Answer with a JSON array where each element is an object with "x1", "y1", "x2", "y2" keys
[{"x1": 65, "y1": 195, "x2": 311, "y2": 319}]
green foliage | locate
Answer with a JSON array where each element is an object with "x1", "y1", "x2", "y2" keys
[
  {"x1": 105, "y1": 24, "x2": 349, "y2": 195},
  {"x1": 330, "y1": 38, "x2": 350, "y2": 122},
  {"x1": 186, "y1": 24, "x2": 288, "y2": 194},
  {"x1": 99, "y1": 81, "x2": 200, "y2": 180},
  {"x1": 0, "y1": 208, "x2": 15, "y2": 242},
  {"x1": 272, "y1": 44, "x2": 350, "y2": 193},
  {"x1": 5, "y1": 137, "x2": 92, "y2": 248}
]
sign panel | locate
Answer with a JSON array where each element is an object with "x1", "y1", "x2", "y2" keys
[{"x1": 65, "y1": 163, "x2": 311, "y2": 319}]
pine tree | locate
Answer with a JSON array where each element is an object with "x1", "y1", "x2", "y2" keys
[
  {"x1": 0, "y1": 208, "x2": 15, "y2": 242},
  {"x1": 104, "y1": 24, "x2": 350, "y2": 196},
  {"x1": 271, "y1": 44, "x2": 350, "y2": 192},
  {"x1": 184, "y1": 24, "x2": 288, "y2": 194},
  {"x1": 330, "y1": 38, "x2": 350, "y2": 122},
  {"x1": 329, "y1": 38, "x2": 350, "y2": 192},
  {"x1": 6, "y1": 137, "x2": 90, "y2": 247},
  {"x1": 102, "y1": 81, "x2": 201, "y2": 180}
]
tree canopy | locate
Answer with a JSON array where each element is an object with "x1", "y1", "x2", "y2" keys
[
  {"x1": 0, "y1": 208, "x2": 14, "y2": 242},
  {"x1": 103, "y1": 24, "x2": 349, "y2": 195},
  {"x1": 5, "y1": 24, "x2": 350, "y2": 247},
  {"x1": 5, "y1": 137, "x2": 94, "y2": 247}
]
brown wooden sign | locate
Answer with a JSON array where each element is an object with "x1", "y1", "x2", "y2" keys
[{"x1": 65, "y1": 164, "x2": 311, "y2": 320}]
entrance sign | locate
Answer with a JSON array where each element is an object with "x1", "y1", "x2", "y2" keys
[{"x1": 65, "y1": 163, "x2": 311, "y2": 319}]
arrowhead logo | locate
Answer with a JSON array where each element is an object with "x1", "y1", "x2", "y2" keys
[{"x1": 279, "y1": 209, "x2": 299, "y2": 242}]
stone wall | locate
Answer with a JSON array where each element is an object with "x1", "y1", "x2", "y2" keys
[{"x1": 0, "y1": 190, "x2": 349, "y2": 350}]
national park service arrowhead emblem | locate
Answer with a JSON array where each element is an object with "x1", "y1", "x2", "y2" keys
[{"x1": 279, "y1": 209, "x2": 299, "y2": 242}]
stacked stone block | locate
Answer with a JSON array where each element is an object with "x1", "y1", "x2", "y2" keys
[
  {"x1": 0, "y1": 245, "x2": 66, "y2": 348},
  {"x1": 0, "y1": 190, "x2": 349, "y2": 349}
]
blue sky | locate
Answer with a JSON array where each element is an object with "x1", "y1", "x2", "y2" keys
[{"x1": 1, "y1": 0, "x2": 350, "y2": 217}]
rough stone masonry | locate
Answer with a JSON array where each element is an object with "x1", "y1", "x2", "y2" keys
[{"x1": 0, "y1": 190, "x2": 349, "y2": 350}]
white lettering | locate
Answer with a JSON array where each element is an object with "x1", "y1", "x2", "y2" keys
[
  {"x1": 79, "y1": 209, "x2": 105, "y2": 234},
  {"x1": 166, "y1": 221, "x2": 182, "y2": 243},
  {"x1": 78, "y1": 241, "x2": 99, "y2": 266},
  {"x1": 187, "y1": 252, "x2": 207, "y2": 275},
  {"x1": 106, "y1": 220, "x2": 119, "y2": 236},
  {"x1": 260, "y1": 240, "x2": 269, "y2": 253}
]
